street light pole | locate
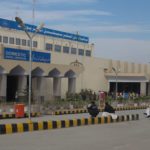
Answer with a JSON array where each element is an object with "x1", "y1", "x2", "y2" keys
[
  {"x1": 28, "y1": 38, "x2": 32, "y2": 120},
  {"x1": 15, "y1": 17, "x2": 44, "y2": 120},
  {"x1": 112, "y1": 67, "x2": 119, "y2": 100}
]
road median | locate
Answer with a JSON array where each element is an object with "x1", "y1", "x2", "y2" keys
[{"x1": 0, "y1": 114, "x2": 139, "y2": 135}]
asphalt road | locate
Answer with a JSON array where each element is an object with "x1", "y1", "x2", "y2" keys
[{"x1": 0, "y1": 109, "x2": 150, "y2": 150}]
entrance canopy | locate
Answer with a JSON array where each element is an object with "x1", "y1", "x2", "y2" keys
[{"x1": 105, "y1": 73, "x2": 149, "y2": 83}]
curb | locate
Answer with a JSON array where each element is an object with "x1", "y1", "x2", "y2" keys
[
  {"x1": 51, "y1": 106, "x2": 146, "y2": 115},
  {"x1": 0, "y1": 114, "x2": 139, "y2": 135},
  {"x1": 0, "y1": 112, "x2": 41, "y2": 119}
]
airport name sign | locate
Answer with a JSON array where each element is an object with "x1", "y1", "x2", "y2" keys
[
  {"x1": 4, "y1": 47, "x2": 51, "y2": 63},
  {"x1": 0, "y1": 18, "x2": 89, "y2": 43}
]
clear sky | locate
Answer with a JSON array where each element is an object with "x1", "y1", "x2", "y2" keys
[{"x1": 0, "y1": 0, "x2": 150, "y2": 64}]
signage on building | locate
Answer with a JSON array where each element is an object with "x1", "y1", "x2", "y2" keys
[
  {"x1": 32, "y1": 51, "x2": 51, "y2": 63},
  {"x1": 4, "y1": 47, "x2": 51, "y2": 63},
  {"x1": 0, "y1": 18, "x2": 89, "y2": 43}
]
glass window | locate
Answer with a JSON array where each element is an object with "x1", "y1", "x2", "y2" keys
[
  {"x1": 71, "y1": 48, "x2": 77, "y2": 54},
  {"x1": 3, "y1": 36, "x2": 8, "y2": 43},
  {"x1": 33, "y1": 41, "x2": 38, "y2": 48},
  {"x1": 27, "y1": 40, "x2": 30, "y2": 47},
  {"x1": 54, "y1": 45, "x2": 61, "y2": 52},
  {"x1": 45, "y1": 43, "x2": 53, "y2": 51},
  {"x1": 86, "y1": 50, "x2": 91, "y2": 57},
  {"x1": 0, "y1": 36, "x2": 2, "y2": 42},
  {"x1": 22, "y1": 39, "x2": 26, "y2": 46},
  {"x1": 63, "y1": 46, "x2": 69, "y2": 53},
  {"x1": 16, "y1": 38, "x2": 21, "y2": 45},
  {"x1": 78, "y1": 49, "x2": 84, "y2": 56},
  {"x1": 9, "y1": 37, "x2": 14, "y2": 44}
]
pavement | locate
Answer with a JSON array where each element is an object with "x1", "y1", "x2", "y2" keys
[{"x1": 0, "y1": 109, "x2": 149, "y2": 150}]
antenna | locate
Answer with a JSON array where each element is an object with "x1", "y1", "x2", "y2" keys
[{"x1": 32, "y1": 0, "x2": 36, "y2": 25}]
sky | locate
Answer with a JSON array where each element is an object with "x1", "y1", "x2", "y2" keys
[{"x1": 0, "y1": 0, "x2": 150, "y2": 64}]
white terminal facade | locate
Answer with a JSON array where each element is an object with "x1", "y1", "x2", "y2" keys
[{"x1": 0, "y1": 18, "x2": 150, "y2": 103}]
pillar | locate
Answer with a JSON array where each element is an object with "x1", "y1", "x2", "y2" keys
[
  {"x1": 68, "y1": 78, "x2": 76, "y2": 94},
  {"x1": 53, "y1": 77, "x2": 61, "y2": 98},
  {"x1": 17, "y1": 76, "x2": 27, "y2": 102},
  {"x1": 140, "y1": 82, "x2": 146, "y2": 96},
  {"x1": 36, "y1": 77, "x2": 45, "y2": 103},
  {"x1": 147, "y1": 82, "x2": 150, "y2": 96},
  {"x1": 0, "y1": 74, "x2": 7, "y2": 102}
]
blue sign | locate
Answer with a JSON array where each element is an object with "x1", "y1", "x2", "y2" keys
[
  {"x1": 4, "y1": 47, "x2": 29, "y2": 61},
  {"x1": 32, "y1": 51, "x2": 51, "y2": 63},
  {"x1": 4, "y1": 47, "x2": 51, "y2": 63},
  {"x1": 0, "y1": 18, "x2": 89, "y2": 43}
]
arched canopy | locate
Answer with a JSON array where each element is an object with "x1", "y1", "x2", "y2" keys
[
  {"x1": 64, "y1": 69, "x2": 76, "y2": 78},
  {"x1": 9, "y1": 65, "x2": 27, "y2": 76},
  {"x1": 48, "y1": 68, "x2": 62, "y2": 77},
  {"x1": 32, "y1": 67, "x2": 45, "y2": 77},
  {"x1": 0, "y1": 66, "x2": 6, "y2": 75}
]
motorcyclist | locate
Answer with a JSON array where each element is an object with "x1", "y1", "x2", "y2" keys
[
  {"x1": 104, "y1": 102, "x2": 115, "y2": 113},
  {"x1": 87, "y1": 101, "x2": 99, "y2": 117},
  {"x1": 102, "y1": 102, "x2": 117, "y2": 119}
]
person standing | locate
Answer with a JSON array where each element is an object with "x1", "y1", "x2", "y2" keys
[{"x1": 15, "y1": 91, "x2": 18, "y2": 102}]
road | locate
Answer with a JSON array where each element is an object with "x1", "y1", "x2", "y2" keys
[
  {"x1": 0, "y1": 114, "x2": 149, "y2": 150},
  {"x1": 0, "y1": 109, "x2": 150, "y2": 150}
]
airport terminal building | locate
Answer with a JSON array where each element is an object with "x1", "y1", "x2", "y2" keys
[{"x1": 0, "y1": 18, "x2": 150, "y2": 103}]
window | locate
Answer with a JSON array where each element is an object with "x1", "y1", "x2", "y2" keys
[
  {"x1": 27, "y1": 40, "x2": 30, "y2": 47},
  {"x1": 16, "y1": 38, "x2": 21, "y2": 45},
  {"x1": 33, "y1": 41, "x2": 38, "y2": 48},
  {"x1": 63, "y1": 46, "x2": 69, "y2": 53},
  {"x1": 45, "y1": 43, "x2": 53, "y2": 51},
  {"x1": 3, "y1": 36, "x2": 8, "y2": 43},
  {"x1": 0, "y1": 36, "x2": 2, "y2": 42},
  {"x1": 86, "y1": 50, "x2": 91, "y2": 57},
  {"x1": 27, "y1": 40, "x2": 37, "y2": 47},
  {"x1": 54, "y1": 45, "x2": 61, "y2": 52},
  {"x1": 9, "y1": 37, "x2": 14, "y2": 44},
  {"x1": 22, "y1": 39, "x2": 26, "y2": 46},
  {"x1": 78, "y1": 49, "x2": 84, "y2": 56},
  {"x1": 71, "y1": 48, "x2": 77, "y2": 54}
]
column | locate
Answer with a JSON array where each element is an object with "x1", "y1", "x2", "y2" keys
[
  {"x1": 140, "y1": 82, "x2": 146, "y2": 96},
  {"x1": 53, "y1": 77, "x2": 61, "y2": 98},
  {"x1": 148, "y1": 82, "x2": 150, "y2": 96},
  {"x1": 17, "y1": 76, "x2": 27, "y2": 102},
  {"x1": 36, "y1": 77, "x2": 45, "y2": 103},
  {"x1": 0, "y1": 75, "x2": 7, "y2": 102},
  {"x1": 68, "y1": 78, "x2": 76, "y2": 94}
]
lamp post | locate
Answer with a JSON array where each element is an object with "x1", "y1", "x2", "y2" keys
[
  {"x1": 15, "y1": 17, "x2": 44, "y2": 120},
  {"x1": 76, "y1": 31, "x2": 79, "y2": 52},
  {"x1": 112, "y1": 67, "x2": 120, "y2": 100}
]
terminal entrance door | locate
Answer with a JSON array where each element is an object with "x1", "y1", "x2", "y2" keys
[
  {"x1": 7, "y1": 76, "x2": 18, "y2": 102},
  {"x1": 109, "y1": 82, "x2": 140, "y2": 93}
]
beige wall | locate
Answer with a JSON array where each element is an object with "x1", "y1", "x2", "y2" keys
[{"x1": 0, "y1": 27, "x2": 150, "y2": 101}]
